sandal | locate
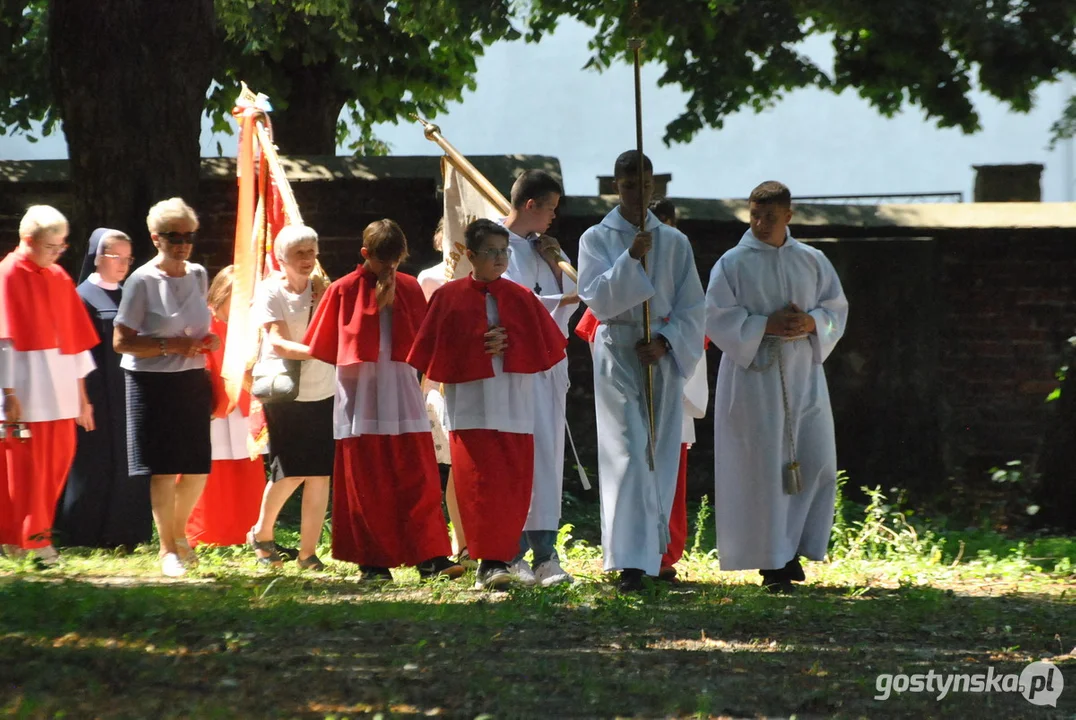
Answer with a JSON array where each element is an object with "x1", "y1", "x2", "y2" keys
[
  {"x1": 296, "y1": 554, "x2": 326, "y2": 572},
  {"x1": 274, "y1": 543, "x2": 299, "y2": 562},
  {"x1": 246, "y1": 529, "x2": 283, "y2": 567}
]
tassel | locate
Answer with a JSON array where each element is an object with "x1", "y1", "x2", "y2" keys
[{"x1": 784, "y1": 461, "x2": 803, "y2": 495}]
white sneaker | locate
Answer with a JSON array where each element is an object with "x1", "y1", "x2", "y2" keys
[
  {"x1": 534, "y1": 558, "x2": 573, "y2": 587},
  {"x1": 160, "y1": 552, "x2": 186, "y2": 578},
  {"x1": 174, "y1": 538, "x2": 199, "y2": 567},
  {"x1": 508, "y1": 558, "x2": 537, "y2": 586}
]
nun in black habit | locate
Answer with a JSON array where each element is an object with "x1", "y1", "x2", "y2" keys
[{"x1": 53, "y1": 228, "x2": 152, "y2": 549}]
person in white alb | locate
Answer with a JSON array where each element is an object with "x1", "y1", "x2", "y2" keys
[
  {"x1": 705, "y1": 181, "x2": 848, "y2": 593},
  {"x1": 576, "y1": 151, "x2": 705, "y2": 593},
  {"x1": 500, "y1": 169, "x2": 579, "y2": 587}
]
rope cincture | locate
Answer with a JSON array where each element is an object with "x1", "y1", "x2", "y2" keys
[{"x1": 750, "y1": 336, "x2": 805, "y2": 495}]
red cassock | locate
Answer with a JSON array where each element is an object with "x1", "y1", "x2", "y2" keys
[
  {"x1": 408, "y1": 276, "x2": 567, "y2": 562},
  {"x1": 304, "y1": 266, "x2": 453, "y2": 567},
  {"x1": 575, "y1": 308, "x2": 693, "y2": 570},
  {"x1": 185, "y1": 315, "x2": 265, "y2": 547},
  {"x1": 0, "y1": 435, "x2": 12, "y2": 545},
  {"x1": 0, "y1": 252, "x2": 97, "y2": 549}
]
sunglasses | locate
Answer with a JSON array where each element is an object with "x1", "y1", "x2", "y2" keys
[
  {"x1": 101, "y1": 254, "x2": 135, "y2": 266},
  {"x1": 158, "y1": 231, "x2": 197, "y2": 244}
]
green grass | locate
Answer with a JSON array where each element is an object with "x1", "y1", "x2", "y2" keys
[{"x1": 1, "y1": 486, "x2": 1074, "y2": 719}]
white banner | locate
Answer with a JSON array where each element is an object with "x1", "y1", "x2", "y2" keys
[{"x1": 441, "y1": 157, "x2": 505, "y2": 281}]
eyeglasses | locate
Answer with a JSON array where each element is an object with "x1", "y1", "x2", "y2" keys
[
  {"x1": 101, "y1": 254, "x2": 135, "y2": 266},
  {"x1": 158, "y1": 231, "x2": 197, "y2": 244},
  {"x1": 475, "y1": 247, "x2": 512, "y2": 260},
  {"x1": 39, "y1": 242, "x2": 68, "y2": 255}
]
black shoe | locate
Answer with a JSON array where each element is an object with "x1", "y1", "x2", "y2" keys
[
  {"x1": 417, "y1": 556, "x2": 464, "y2": 580},
  {"x1": 475, "y1": 560, "x2": 513, "y2": 590},
  {"x1": 618, "y1": 568, "x2": 646, "y2": 593},
  {"x1": 760, "y1": 569, "x2": 795, "y2": 594},
  {"x1": 658, "y1": 566, "x2": 679, "y2": 583},
  {"x1": 359, "y1": 566, "x2": 393, "y2": 583},
  {"x1": 783, "y1": 556, "x2": 806, "y2": 582}
]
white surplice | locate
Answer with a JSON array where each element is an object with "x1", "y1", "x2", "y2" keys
[
  {"x1": 333, "y1": 308, "x2": 432, "y2": 440},
  {"x1": 443, "y1": 295, "x2": 535, "y2": 434},
  {"x1": 705, "y1": 229, "x2": 848, "y2": 571},
  {"x1": 502, "y1": 225, "x2": 580, "y2": 531},
  {"x1": 578, "y1": 207, "x2": 705, "y2": 576},
  {"x1": 0, "y1": 340, "x2": 95, "y2": 422},
  {"x1": 210, "y1": 408, "x2": 258, "y2": 461}
]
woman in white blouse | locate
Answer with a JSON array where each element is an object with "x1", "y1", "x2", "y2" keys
[
  {"x1": 248, "y1": 224, "x2": 335, "y2": 570},
  {"x1": 113, "y1": 197, "x2": 219, "y2": 578}
]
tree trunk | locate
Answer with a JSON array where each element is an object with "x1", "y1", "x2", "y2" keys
[
  {"x1": 267, "y1": 56, "x2": 346, "y2": 156},
  {"x1": 49, "y1": 0, "x2": 215, "y2": 264}
]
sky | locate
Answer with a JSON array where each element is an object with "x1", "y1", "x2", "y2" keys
[{"x1": 2, "y1": 18, "x2": 1073, "y2": 202}]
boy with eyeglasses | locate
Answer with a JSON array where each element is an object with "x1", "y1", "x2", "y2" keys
[
  {"x1": 0, "y1": 205, "x2": 98, "y2": 564},
  {"x1": 408, "y1": 219, "x2": 567, "y2": 590}
]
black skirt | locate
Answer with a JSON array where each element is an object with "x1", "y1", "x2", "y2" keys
[
  {"x1": 126, "y1": 369, "x2": 212, "y2": 476},
  {"x1": 263, "y1": 397, "x2": 335, "y2": 480}
]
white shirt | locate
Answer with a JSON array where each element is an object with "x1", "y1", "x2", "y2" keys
[
  {"x1": 416, "y1": 261, "x2": 449, "y2": 301},
  {"x1": 251, "y1": 278, "x2": 335, "y2": 402},
  {"x1": 501, "y1": 223, "x2": 579, "y2": 337},
  {"x1": 115, "y1": 261, "x2": 211, "y2": 373}
]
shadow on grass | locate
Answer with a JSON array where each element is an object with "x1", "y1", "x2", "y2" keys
[{"x1": 1, "y1": 575, "x2": 1073, "y2": 719}]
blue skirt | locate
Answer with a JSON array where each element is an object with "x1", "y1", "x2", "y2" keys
[{"x1": 125, "y1": 369, "x2": 212, "y2": 476}]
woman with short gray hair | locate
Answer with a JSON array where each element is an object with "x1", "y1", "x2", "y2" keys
[{"x1": 247, "y1": 224, "x2": 334, "y2": 570}]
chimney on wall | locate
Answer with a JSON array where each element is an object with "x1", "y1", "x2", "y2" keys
[
  {"x1": 598, "y1": 173, "x2": 672, "y2": 197},
  {"x1": 972, "y1": 164, "x2": 1044, "y2": 202}
]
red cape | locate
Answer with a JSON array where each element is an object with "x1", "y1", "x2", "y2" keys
[
  {"x1": 407, "y1": 275, "x2": 567, "y2": 384},
  {"x1": 0, "y1": 251, "x2": 98, "y2": 354},
  {"x1": 574, "y1": 307, "x2": 711, "y2": 350},
  {"x1": 304, "y1": 266, "x2": 427, "y2": 366}
]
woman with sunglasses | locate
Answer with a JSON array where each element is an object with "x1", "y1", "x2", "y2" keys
[
  {"x1": 54, "y1": 228, "x2": 153, "y2": 552},
  {"x1": 113, "y1": 198, "x2": 220, "y2": 577}
]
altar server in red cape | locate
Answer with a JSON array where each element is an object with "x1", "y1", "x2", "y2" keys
[
  {"x1": 303, "y1": 219, "x2": 462, "y2": 583},
  {"x1": 0, "y1": 205, "x2": 98, "y2": 562},
  {"x1": 186, "y1": 266, "x2": 267, "y2": 547},
  {"x1": 408, "y1": 219, "x2": 567, "y2": 590}
]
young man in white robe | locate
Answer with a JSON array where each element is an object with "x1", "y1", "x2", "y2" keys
[
  {"x1": 705, "y1": 180, "x2": 848, "y2": 592},
  {"x1": 577, "y1": 150, "x2": 706, "y2": 592},
  {"x1": 500, "y1": 169, "x2": 579, "y2": 587}
]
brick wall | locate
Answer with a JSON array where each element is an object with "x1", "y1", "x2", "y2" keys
[{"x1": 3, "y1": 173, "x2": 1073, "y2": 503}]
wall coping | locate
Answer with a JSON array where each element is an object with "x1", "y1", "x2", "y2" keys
[
  {"x1": 3, "y1": 156, "x2": 1075, "y2": 230},
  {"x1": 561, "y1": 195, "x2": 1076, "y2": 230}
]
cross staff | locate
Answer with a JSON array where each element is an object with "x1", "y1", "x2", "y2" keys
[{"x1": 629, "y1": 34, "x2": 658, "y2": 472}]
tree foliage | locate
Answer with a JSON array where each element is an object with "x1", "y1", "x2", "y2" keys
[
  {"x1": 525, "y1": 0, "x2": 1076, "y2": 145},
  {"x1": 1, "y1": 1, "x2": 1074, "y2": 152},
  {"x1": 211, "y1": 0, "x2": 518, "y2": 154}
]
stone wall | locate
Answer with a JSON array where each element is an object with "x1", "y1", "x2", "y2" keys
[{"x1": 3, "y1": 163, "x2": 1073, "y2": 505}]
